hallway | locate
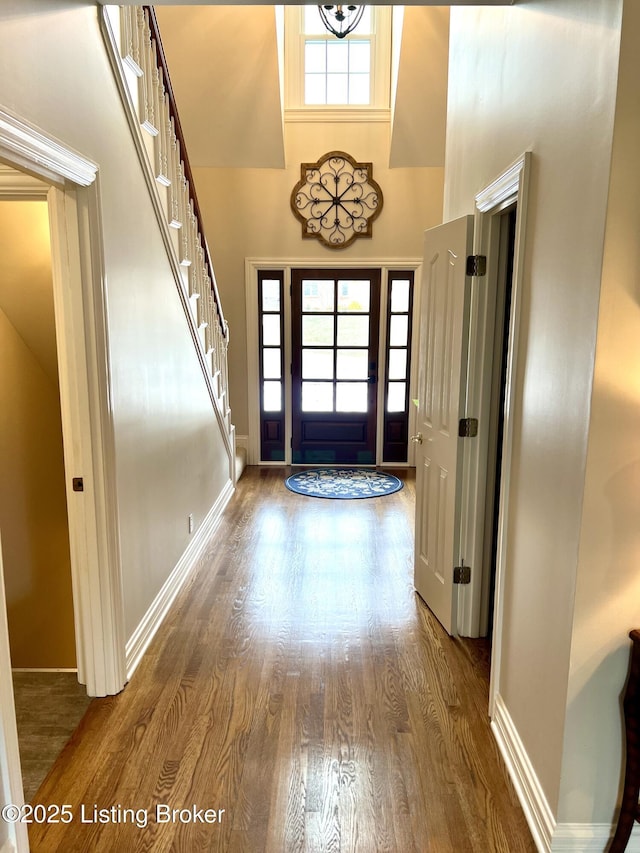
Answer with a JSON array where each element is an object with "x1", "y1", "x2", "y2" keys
[{"x1": 29, "y1": 467, "x2": 535, "y2": 852}]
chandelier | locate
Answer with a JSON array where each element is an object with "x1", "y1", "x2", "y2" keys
[{"x1": 317, "y1": 5, "x2": 365, "y2": 39}]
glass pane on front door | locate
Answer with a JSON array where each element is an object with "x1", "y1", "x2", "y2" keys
[
  {"x1": 303, "y1": 315, "x2": 334, "y2": 346},
  {"x1": 336, "y1": 349, "x2": 368, "y2": 379},
  {"x1": 337, "y1": 280, "x2": 370, "y2": 312},
  {"x1": 337, "y1": 316, "x2": 369, "y2": 346}
]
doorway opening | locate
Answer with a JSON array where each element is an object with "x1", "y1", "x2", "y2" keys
[
  {"x1": 412, "y1": 152, "x2": 530, "y2": 657},
  {"x1": 0, "y1": 198, "x2": 76, "y2": 669},
  {"x1": 481, "y1": 205, "x2": 517, "y2": 642},
  {"x1": 0, "y1": 194, "x2": 92, "y2": 801},
  {"x1": 250, "y1": 262, "x2": 419, "y2": 467}
]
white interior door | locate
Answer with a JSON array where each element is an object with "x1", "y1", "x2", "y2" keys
[{"x1": 414, "y1": 216, "x2": 473, "y2": 635}]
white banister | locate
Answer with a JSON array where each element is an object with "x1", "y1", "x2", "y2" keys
[{"x1": 101, "y1": 5, "x2": 235, "y2": 476}]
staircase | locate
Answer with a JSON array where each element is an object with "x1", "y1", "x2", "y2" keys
[{"x1": 101, "y1": 5, "x2": 237, "y2": 479}]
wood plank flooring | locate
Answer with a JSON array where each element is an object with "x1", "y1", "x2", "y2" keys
[
  {"x1": 28, "y1": 467, "x2": 535, "y2": 852},
  {"x1": 12, "y1": 671, "x2": 92, "y2": 801}
]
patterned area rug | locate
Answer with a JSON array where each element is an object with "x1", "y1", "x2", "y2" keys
[{"x1": 285, "y1": 468, "x2": 403, "y2": 500}]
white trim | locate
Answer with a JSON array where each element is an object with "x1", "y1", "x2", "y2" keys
[
  {"x1": 0, "y1": 535, "x2": 29, "y2": 853},
  {"x1": 491, "y1": 692, "x2": 554, "y2": 853},
  {"x1": 47, "y1": 186, "x2": 127, "y2": 697},
  {"x1": 125, "y1": 479, "x2": 234, "y2": 680},
  {"x1": 551, "y1": 824, "x2": 627, "y2": 852},
  {"x1": 0, "y1": 105, "x2": 97, "y2": 187},
  {"x1": 235, "y1": 434, "x2": 248, "y2": 481},
  {"x1": 455, "y1": 152, "x2": 531, "y2": 660},
  {"x1": 0, "y1": 165, "x2": 49, "y2": 199},
  {"x1": 284, "y1": 108, "x2": 390, "y2": 124},
  {"x1": 11, "y1": 668, "x2": 78, "y2": 674},
  {"x1": 0, "y1": 109, "x2": 127, "y2": 698},
  {"x1": 475, "y1": 157, "x2": 526, "y2": 213},
  {"x1": 245, "y1": 257, "x2": 421, "y2": 466},
  {"x1": 551, "y1": 823, "x2": 640, "y2": 851},
  {"x1": 1, "y1": 840, "x2": 17, "y2": 853},
  {"x1": 487, "y1": 153, "x2": 531, "y2": 711}
]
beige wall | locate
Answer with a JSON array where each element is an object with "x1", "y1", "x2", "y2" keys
[
  {"x1": 195, "y1": 121, "x2": 445, "y2": 436},
  {"x1": 446, "y1": 0, "x2": 622, "y2": 818},
  {"x1": 0, "y1": 308, "x2": 75, "y2": 667},
  {"x1": 0, "y1": 2, "x2": 232, "y2": 641},
  {"x1": 0, "y1": 201, "x2": 75, "y2": 667},
  {"x1": 560, "y1": 0, "x2": 640, "y2": 825}
]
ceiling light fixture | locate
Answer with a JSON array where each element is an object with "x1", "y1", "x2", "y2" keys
[{"x1": 317, "y1": 5, "x2": 365, "y2": 39}]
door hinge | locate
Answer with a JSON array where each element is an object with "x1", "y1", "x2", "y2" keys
[
  {"x1": 458, "y1": 417, "x2": 478, "y2": 438},
  {"x1": 466, "y1": 254, "x2": 487, "y2": 277},
  {"x1": 453, "y1": 564, "x2": 471, "y2": 584}
]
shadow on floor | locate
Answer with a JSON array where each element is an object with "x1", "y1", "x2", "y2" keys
[{"x1": 12, "y1": 671, "x2": 92, "y2": 801}]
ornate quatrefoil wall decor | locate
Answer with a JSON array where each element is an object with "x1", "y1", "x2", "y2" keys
[{"x1": 290, "y1": 150, "x2": 383, "y2": 249}]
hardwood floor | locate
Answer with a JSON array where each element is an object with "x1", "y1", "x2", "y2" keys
[
  {"x1": 29, "y1": 467, "x2": 535, "y2": 852},
  {"x1": 12, "y1": 671, "x2": 92, "y2": 801}
]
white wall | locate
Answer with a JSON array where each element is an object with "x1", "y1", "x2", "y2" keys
[
  {"x1": 445, "y1": 0, "x2": 622, "y2": 817},
  {"x1": 559, "y1": 0, "x2": 640, "y2": 826},
  {"x1": 0, "y1": 1, "x2": 231, "y2": 641}
]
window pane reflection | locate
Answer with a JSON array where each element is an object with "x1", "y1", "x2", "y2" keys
[
  {"x1": 337, "y1": 280, "x2": 370, "y2": 313},
  {"x1": 337, "y1": 349, "x2": 368, "y2": 379},
  {"x1": 263, "y1": 348, "x2": 282, "y2": 379},
  {"x1": 303, "y1": 315, "x2": 334, "y2": 346},
  {"x1": 387, "y1": 382, "x2": 406, "y2": 412},
  {"x1": 390, "y1": 279, "x2": 410, "y2": 314},
  {"x1": 337, "y1": 315, "x2": 369, "y2": 346},
  {"x1": 302, "y1": 349, "x2": 334, "y2": 379},
  {"x1": 263, "y1": 381, "x2": 282, "y2": 412},
  {"x1": 336, "y1": 383, "x2": 367, "y2": 412},
  {"x1": 261, "y1": 279, "x2": 280, "y2": 312},
  {"x1": 302, "y1": 382, "x2": 334, "y2": 412},
  {"x1": 262, "y1": 315, "x2": 281, "y2": 346},
  {"x1": 388, "y1": 349, "x2": 407, "y2": 380},
  {"x1": 302, "y1": 280, "x2": 334, "y2": 312},
  {"x1": 389, "y1": 315, "x2": 408, "y2": 347}
]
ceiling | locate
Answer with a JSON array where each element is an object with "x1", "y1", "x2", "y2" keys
[{"x1": 154, "y1": 5, "x2": 450, "y2": 170}]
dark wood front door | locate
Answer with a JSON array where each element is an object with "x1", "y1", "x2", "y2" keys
[{"x1": 291, "y1": 268, "x2": 380, "y2": 465}]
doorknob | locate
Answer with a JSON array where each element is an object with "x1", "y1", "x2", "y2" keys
[{"x1": 410, "y1": 433, "x2": 423, "y2": 444}]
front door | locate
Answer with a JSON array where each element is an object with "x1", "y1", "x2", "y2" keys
[
  {"x1": 291, "y1": 268, "x2": 381, "y2": 465},
  {"x1": 414, "y1": 217, "x2": 473, "y2": 634}
]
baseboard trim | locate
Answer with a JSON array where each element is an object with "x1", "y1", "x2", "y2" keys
[
  {"x1": 551, "y1": 823, "x2": 640, "y2": 851},
  {"x1": 491, "y1": 693, "x2": 555, "y2": 852},
  {"x1": 11, "y1": 668, "x2": 78, "y2": 673},
  {"x1": 125, "y1": 479, "x2": 234, "y2": 679}
]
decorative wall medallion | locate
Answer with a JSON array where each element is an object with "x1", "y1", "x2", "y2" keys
[{"x1": 290, "y1": 150, "x2": 383, "y2": 249}]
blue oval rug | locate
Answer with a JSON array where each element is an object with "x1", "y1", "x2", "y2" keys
[{"x1": 285, "y1": 468, "x2": 403, "y2": 500}]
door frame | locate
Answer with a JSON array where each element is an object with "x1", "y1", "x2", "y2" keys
[
  {"x1": 245, "y1": 258, "x2": 421, "y2": 467},
  {"x1": 0, "y1": 532, "x2": 28, "y2": 853},
  {"x1": 0, "y1": 106, "x2": 127, "y2": 698},
  {"x1": 455, "y1": 153, "x2": 531, "y2": 715}
]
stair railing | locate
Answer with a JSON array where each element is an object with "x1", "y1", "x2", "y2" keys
[{"x1": 101, "y1": 5, "x2": 234, "y2": 462}]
